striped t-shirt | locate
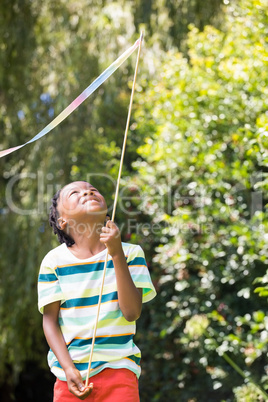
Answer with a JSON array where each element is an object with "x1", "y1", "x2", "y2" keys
[{"x1": 38, "y1": 242, "x2": 156, "y2": 381}]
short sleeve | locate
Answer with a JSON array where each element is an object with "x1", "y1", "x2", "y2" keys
[
  {"x1": 38, "y1": 256, "x2": 65, "y2": 314},
  {"x1": 127, "y1": 245, "x2": 157, "y2": 303}
]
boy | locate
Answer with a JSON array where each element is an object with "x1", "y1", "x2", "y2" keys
[{"x1": 38, "y1": 181, "x2": 156, "y2": 401}]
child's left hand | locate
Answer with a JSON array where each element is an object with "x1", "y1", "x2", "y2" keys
[{"x1": 100, "y1": 220, "x2": 122, "y2": 257}]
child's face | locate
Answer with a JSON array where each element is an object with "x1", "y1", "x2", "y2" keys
[{"x1": 57, "y1": 181, "x2": 107, "y2": 222}]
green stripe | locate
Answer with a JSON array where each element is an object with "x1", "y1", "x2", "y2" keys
[
  {"x1": 59, "y1": 270, "x2": 106, "y2": 284},
  {"x1": 39, "y1": 286, "x2": 62, "y2": 299},
  {"x1": 59, "y1": 310, "x2": 123, "y2": 326},
  {"x1": 132, "y1": 274, "x2": 151, "y2": 282}
]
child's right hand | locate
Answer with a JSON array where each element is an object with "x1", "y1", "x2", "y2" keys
[{"x1": 65, "y1": 367, "x2": 93, "y2": 400}]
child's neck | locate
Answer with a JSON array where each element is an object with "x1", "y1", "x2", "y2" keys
[{"x1": 68, "y1": 224, "x2": 106, "y2": 259}]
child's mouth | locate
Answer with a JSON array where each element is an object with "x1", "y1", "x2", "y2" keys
[{"x1": 82, "y1": 197, "x2": 99, "y2": 204}]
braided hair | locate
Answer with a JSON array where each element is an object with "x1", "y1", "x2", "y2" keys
[{"x1": 49, "y1": 189, "x2": 75, "y2": 247}]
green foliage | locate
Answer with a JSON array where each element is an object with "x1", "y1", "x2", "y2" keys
[
  {"x1": 254, "y1": 271, "x2": 268, "y2": 298},
  {"x1": 0, "y1": 0, "x2": 141, "y2": 395},
  {"x1": 1, "y1": 0, "x2": 246, "y2": 400},
  {"x1": 132, "y1": 0, "x2": 268, "y2": 400},
  {"x1": 234, "y1": 382, "x2": 266, "y2": 402}
]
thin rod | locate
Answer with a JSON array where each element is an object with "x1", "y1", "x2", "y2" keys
[
  {"x1": 85, "y1": 249, "x2": 109, "y2": 387},
  {"x1": 111, "y1": 31, "x2": 143, "y2": 222},
  {"x1": 85, "y1": 32, "x2": 143, "y2": 387}
]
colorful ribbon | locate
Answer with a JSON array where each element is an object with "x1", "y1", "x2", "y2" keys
[{"x1": 0, "y1": 38, "x2": 141, "y2": 159}]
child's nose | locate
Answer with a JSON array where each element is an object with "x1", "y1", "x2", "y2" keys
[{"x1": 83, "y1": 189, "x2": 93, "y2": 195}]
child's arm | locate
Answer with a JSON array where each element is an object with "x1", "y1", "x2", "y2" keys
[
  {"x1": 100, "y1": 220, "x2": 143, "y2": 322},
  {"x1": 43, "y1": 301, "x2": 93, "y2": 399}
]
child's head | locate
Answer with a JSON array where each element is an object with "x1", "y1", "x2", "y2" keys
[
  {"x1": 49, "y1": 189, "x2": 74, "y2": 246},
  {"x1": 49, "y1": 181, "x2": 108, "y2": 246}
]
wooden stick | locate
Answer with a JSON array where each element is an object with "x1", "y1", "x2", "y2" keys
[{"x1": 85, "y1": 32, "x2": 143, "y2": 387}]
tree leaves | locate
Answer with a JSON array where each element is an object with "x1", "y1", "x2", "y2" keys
[{"x1": 133, "y1": 0, "x2": 268, "y2": 400}]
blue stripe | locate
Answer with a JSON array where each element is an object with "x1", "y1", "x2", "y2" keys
[
  {"x1": 52, "y1": 361, "x2": 105, "y2": 371},
  {"x1": 127, "y1": 354, "x2": 141, "y2": 365},
  {"x1": 68, "y1": 334, "x2": 133, "y2": 347},
  {"x1": 61, "y1": 291, "x2": 118, "y2": 309},
  {"x1": 52, "y1": 356, "x2": 140, "y2": 370},
  {"x1": 55, "y1": 260, "x2": 114, "y2": 277},
  {"x1": 38, "y1": 273, "x2": 57, "y2": 282},
  {"x1": 128, "y1": 257, "x2": 146, "y2": 266}
]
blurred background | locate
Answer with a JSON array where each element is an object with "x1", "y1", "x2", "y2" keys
[{"x1": 0, "y1": 0, "x2": 268, "y2": 401}]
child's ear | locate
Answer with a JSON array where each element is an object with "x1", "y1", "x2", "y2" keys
[{"x1": 57, "y1": 217, "x2": 67, "y2": 231}]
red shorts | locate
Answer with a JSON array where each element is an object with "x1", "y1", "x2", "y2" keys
[{"x1": 53, "y1": 368, "x2": 140, "y2": 402}]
